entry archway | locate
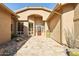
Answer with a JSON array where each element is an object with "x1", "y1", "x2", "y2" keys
[{"x1": 28, "y1": 14, "x2": 45, "y2": 36}]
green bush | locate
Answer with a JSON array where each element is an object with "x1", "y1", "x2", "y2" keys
[
  {"x1": 11, "y1": 33, "x2": 17, "y2": 39},
  {"x1": 46, "y1": 31, "x2": 51, "y2": 38},
  {"x1": 70, "y1": 51, "x2": 79, "y2": 56}
]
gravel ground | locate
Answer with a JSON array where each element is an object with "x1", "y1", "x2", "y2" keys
[
  {"x1": 15, "y1": 36, "x2": 67, "y2": 56},
  {"x1": 0, "y1": 36, "x2": 30, "y2": 56}
]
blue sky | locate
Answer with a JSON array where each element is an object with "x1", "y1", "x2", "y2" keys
[{"x1": 4, "y1": 3, "x2": 56, "y2": 11}]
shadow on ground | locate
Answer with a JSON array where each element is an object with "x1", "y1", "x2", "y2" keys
[{"x1": 0, "y1": 36, "x2": 31, "y2": 56}]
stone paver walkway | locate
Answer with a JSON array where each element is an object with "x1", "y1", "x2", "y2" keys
[{"x1": 15, "y1": 36, "x2": 67, "y2": 56}]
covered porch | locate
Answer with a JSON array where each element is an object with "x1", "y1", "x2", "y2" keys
[{"x1": 28, "y1": 14, "x2": 48, "y2": 36}]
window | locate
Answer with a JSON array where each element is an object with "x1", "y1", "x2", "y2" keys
[
  {"x1": 29, "y1": 22, "x2": 33, "y2": 35},
  {"x1": 18, "y1": 22, "x2": 24, "y2": 34}
]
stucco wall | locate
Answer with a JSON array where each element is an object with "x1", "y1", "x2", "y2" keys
[
  {"x1": 74, "y1": 4, "x2": 79, "y2": 20},
  {"x1": 11, "y1": 19, "x2": 16, "y2": 35},
  {"x1": 51, "y1": 20, "x2": 60, "y2": 43},
  {"x1": 48, "y1": 14, "x2": 61, "y2": 43},
  {"x1": 0, "y1": 8, "x2": 11, "y2": 44},
  {"x1": 17, "y1": 10, "x2": 50, "y2": 21},
  {"x1": 74, "y1": 21, "x2": 79, "y2": 38},
  {"x1": 74, "y1": 20, "x2": 79, "y2": 48},
  {"x1": 74, "y1": 4, "x2": 79, "y2": 48},
  {"x1": 62, "y1": 5, "x2": 74, "y2": 46}
]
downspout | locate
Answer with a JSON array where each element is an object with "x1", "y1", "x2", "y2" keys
[{"x1": 59, "y1": 3, "x2": 62, "y2": 45}]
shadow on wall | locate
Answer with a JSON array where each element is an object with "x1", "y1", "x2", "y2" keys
[{"x1": 64, "y1": 28, "x2": 75, "y2": 48}]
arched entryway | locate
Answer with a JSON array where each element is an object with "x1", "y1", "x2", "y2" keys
[{"x1": 28, "y1": 14, "x2": 45, "y2": 36}]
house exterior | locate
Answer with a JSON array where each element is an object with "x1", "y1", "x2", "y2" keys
[
  {"x1": 0, "y1": 4, "x2": 51, "y2": 44},
  {"x1": 1, "y1": 3, "x2": 79, "y2": 48},
  {"x1": 47, "y1": 3, "x2": 79, "y2": 48},
  {"x1": 15, "y1": 7, "x2": 51, "y2": 37},
  {"x1": 0, "y1": 3, "x2": 18, "y2": 44}
]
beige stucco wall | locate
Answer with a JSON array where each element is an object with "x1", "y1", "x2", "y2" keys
[
  {"x1": 47, "y1": 14, "x2": 61, "y2": 43},
  {"x1": 17, "y1": 10, "x2": 50, "y2": 21},
  {"x1": 11, "y1": 19, "x2": 16, "y2": 35},
  {"x1": 0, "y1": 8, "x2": 11, "y2": 44},
  {"x1": 73, "y1": 4, "x2": 79, "y2": 48},
  {"x1": 74, "y1": 21, "x2": 79, "y2": 38},
  {"x1": 51, "y1": 20, "x2": 60, "y2": 43},
  {"x1": 47, "y1": 4, "x2": 76, "y2": 46},
  {"x1": 74, "y1": 20, "x2": 79, "y2": 48},
  {"x1": 62, "y1": 5, "x2": 74, "y2": 46}
]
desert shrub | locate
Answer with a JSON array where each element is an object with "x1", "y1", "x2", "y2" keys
[
  {"x1": 64, "y1": 28, "x2": 75, "y2": 48},
  {"x1": 11, "y1": 33, "x2": 18, "y2": 39},
  {"x1": 46, "y1": 30, "x2": 51, "y2": 38}
]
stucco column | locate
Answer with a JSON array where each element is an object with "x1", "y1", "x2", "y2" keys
[
  {"x1": 16, "y1": 21, "x2": 18, "y2": 35},
  {"x1": 34, "y1": 22, "x2": 36, "y2": 36},
  {"x1": 60, "y1": 13, "x2": 62, "y2": 45},
  {"x1": 44, "y1": 21, "x2": 48, "y2": 37}
]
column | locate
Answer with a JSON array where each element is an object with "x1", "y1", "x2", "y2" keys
[{"x1": 16, "y1": 21, "x2": 18, "y2": 35}]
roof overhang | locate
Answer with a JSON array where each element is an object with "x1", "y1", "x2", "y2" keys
[
  {"x1": 46, "y1": 3, "x2": 77, "y2": 22},
  {"x1": 15, "y1": 7, "x2": 52, "y2": 14},
  {"x1": 0, "y1": 3, "x2": 19, "y2": 18},
  {"x1": 46, "y1": 3, "x2": 60, "y2": 22}
]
